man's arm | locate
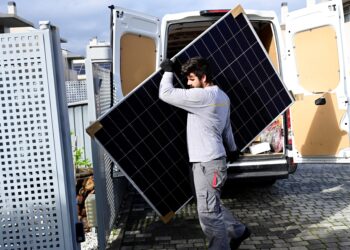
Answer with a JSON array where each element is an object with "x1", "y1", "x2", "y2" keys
[
  {"x1": 223, "y1": 111, "x2": 240, "y2": 163},
  {"x1": 223, "y1": 112, "x2": 237, "y2": 152},
  {"x1": 159, "y1": 72, "x2": 207, "y2": 112}
]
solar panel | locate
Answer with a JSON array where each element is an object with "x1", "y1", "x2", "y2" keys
[
  {"x1": 87, "y1": 5, "x2": 294, "y2": 222},
  {"x1": 174, "y1": 8, "x2": 293, "y2": 149}
]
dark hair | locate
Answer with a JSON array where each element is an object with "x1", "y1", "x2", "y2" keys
[{"x1": 181, "y1": 57, "x2": 213, "y2": 83}]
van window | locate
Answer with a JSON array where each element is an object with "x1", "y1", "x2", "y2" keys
[
  {"x1": 167, "y1": 20, "x2": 216, "y2": 58},
  {"x1": 293, "y1": 25, "x2": 339, "y2": 92},
  {"x1": 166, "y1": 19, "x2": 280, "y2": 73},
  {"x1": 120, "y1": 33, "x2": 156, "y2": 95},
  {"x1": 344, "y1": 3, "x2": 350, "y2": 22}
]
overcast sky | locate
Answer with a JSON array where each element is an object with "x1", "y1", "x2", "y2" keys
[{"x1": 0, "y1": 0, "x2": 306, "y2": 56}]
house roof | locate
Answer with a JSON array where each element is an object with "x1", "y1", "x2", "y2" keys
[{"x1": 0, "y1": 13, "x2": 33, "y2": 28}]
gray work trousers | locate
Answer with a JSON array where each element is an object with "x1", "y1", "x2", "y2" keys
[{"x1": 192, "y1": 158, "x2": 245, "y2": 250}]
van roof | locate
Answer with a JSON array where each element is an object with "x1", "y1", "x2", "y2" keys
[{"x1": 162, "y1": 8, "x2": 278, "y2": 23}]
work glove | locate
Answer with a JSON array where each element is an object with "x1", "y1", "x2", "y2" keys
[
  {"x1": 227, "y1": 150, "x2": 240, "y2": 163},
  {"x1": 160, "y1": 59, "x2": 174, "y2": 72}
]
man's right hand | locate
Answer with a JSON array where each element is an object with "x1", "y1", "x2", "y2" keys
[
  {"x1": 160, "y1": 59, "x2": 174, "y2": 72},
  {"x1": 227, "y1": 150, "x2": 240, "y2": 163}
]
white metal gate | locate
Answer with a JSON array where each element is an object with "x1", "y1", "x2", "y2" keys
[{"x1": 0, "y1": 24, "x2": 79, "y2": 249}]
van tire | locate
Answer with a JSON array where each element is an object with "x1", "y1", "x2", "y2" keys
[{"x1": 287, "y1": 159, "x2": 298, "y2": 174}]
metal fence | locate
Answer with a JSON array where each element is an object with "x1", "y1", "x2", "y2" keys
[
  {"x1": 68, "y1": 101, "x2": 92, "y2": 163},
  {"x1": 65, "y1": 80, "x2": 92, "y2": 164},
  {"x1": 0, "y1": 24, "x2": 79, "y2": 249},
  {"x1": 66, "y1": 80, "x2": 87, "y2": 104},
  {"x1": 85, "y1": 44, "x2": 127, "y2": 249}
]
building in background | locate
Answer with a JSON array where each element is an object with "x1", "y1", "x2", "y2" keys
[
  {"x1": 0, "y1": 1, "x2": 33, "y2": 33},
  {"x1": 62, "y1": 49, "x2": 86, "y2": 81}
]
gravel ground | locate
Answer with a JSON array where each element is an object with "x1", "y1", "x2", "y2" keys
[{"x1": 81, "y1": 231, "x2": 98, "y2": 250}]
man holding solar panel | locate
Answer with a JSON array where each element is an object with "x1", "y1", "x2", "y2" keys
[{"x1": 159, "y1": 57, "x2": 251, "y2": 250}]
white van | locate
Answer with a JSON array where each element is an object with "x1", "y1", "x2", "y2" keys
[{"x1": 112, "y1": 0, "x2": 350, "y2": 183}]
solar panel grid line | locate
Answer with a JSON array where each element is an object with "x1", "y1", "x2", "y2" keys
[
  {"x1": 93, "y1": 70, "x2": 192, "y2": 220},
  {"x1": 227, "y1": 12, "x2": 290, "y2": 147},
  {"x1": 146, "y1": 125, "x2": 185, "y2": 161},
  {"x1": 134, "y1": 143, "x2": 186, "y2": 186},
  {"x1": 89, "y1": 70, "x2": 159, "y2": 125},
  {"x1": 88, "y1": 5, "x2": 294, "y2": 222},
  {"x1": 176, "y1": 15, "x2": 249, "y2": 70},
  {"x1": 155, "y1": 160, "x2": 182, "y2": 186},
  {"x1": 151, "y1": 160, "x2": 190, "y2": 204},
  {"x1": 125, "y1": 136, "x2": 185, "y2": 181},
  {"x1": 91, "y1": 135, "x2": 163, "y2": 213},
  {"x1": 175, "y1": 17, "x2": 259, "y2": 147},
  {"x1": 100, "y1": 95, "x2": 186, "y2": 161},
  {"x1": 93, "y1": 129, "x2": 191, "y2": 219},
  {"x1": 231, "y1": 81, "x2": 276, "y2": 118},
  {"x1": 124, "y1": 113, "x2": 175, "y2": 157}
]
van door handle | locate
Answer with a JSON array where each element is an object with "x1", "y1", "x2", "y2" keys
[{"x1": 315, "y1": 97, "x2": 326, "y2": 105}]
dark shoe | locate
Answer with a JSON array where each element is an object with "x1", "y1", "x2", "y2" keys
[{"x1": 230, "y1": 227, "x2": 251, "y2": 249}]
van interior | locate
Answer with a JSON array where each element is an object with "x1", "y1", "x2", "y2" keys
[{"x1": 165, "y1": 14, "x2": 286, "y2": 160}]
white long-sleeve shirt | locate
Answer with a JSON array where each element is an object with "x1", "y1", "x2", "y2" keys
[{"x1": 159, "y1": 72, "x2": 237, "y2": 162}]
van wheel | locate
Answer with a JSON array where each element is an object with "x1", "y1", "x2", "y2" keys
[{"x1": 288, "y1": 160, "x2": 298, "y2": 174}]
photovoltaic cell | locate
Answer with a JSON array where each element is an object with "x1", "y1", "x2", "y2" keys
[{"x1": 87, "y1": 6, "x2": 294, "y2": 222}]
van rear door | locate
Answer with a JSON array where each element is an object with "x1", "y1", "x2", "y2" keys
[
  {"x1": 113, "y1": 7, "x2": 161, "y2": 101},
  {"x1": 284, "y1": 0, "x2": 350, "y2": 163}
]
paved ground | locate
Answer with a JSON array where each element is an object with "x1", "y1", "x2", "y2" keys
[{"x1": 108, "y1": 164, "x2": 350, "y2": 249}]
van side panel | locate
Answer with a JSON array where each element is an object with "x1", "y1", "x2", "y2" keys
[
  {"x1": 294, "y1": 26, "x2": 340, "y2": 92},
  {"x1": 120, "y1": 34, "x2": 156, "y2": 95},
  {"x1": 291, "y1": 93, "x2": 349, "y2": 155},
  {"x1": 285, "y1": 0, "x2": 350, "y2": 162}
]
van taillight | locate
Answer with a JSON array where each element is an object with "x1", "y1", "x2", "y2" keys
[
  {"x1": 200, "y1": 9, "x2": 229, "y2": 16},
  {"x1": 286, "y1": 109, "x2": 292, "y2": 145}
]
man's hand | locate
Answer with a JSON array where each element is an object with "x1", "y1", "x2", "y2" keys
[
  {"x1": 227, "y1": 150, "x2": 240, "y2": 163},
  {"x1": 160, "y1": 59, "x2": 174, "y2": 72}
]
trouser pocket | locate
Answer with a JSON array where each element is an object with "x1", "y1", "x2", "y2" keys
[
  {"x1": 197, "y1": 190, "x2": 220, "y2": 213},
  {"x1": 200, "y1": 160, "x2": 227, "y2": 190}
]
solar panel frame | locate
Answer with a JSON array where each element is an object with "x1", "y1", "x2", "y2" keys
[{"x1": 87, "y1": 5, "x2": 294, "y2": 223}]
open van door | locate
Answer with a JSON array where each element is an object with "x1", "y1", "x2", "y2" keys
[
  {"x1": 284, "y1": 0, "x2": 350, "y2": 163},
  {"x1": 113, "y1": 7, "x2": 161, "y2": 102}
]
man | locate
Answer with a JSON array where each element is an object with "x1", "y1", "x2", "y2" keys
[{"x1": 159, "y1": 57, "x2": 251, "y2": 249}]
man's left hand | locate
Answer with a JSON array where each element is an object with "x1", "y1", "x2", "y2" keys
[
  {"x1": 160, "y1": 59, "x2": 174, "y2": 72},
  {"x1": 227, "y1": 150, "x2": 240, "y2": 163}
]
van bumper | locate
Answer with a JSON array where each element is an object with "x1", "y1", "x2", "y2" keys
[{"x1": 227, "y1": 162, "x2": 290, "y2": 180}]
